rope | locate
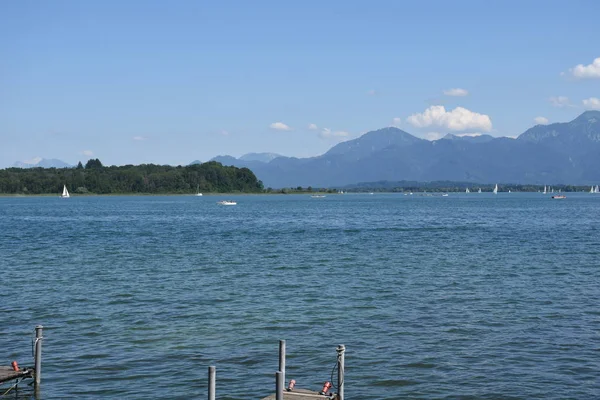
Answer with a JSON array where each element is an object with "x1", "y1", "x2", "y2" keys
[
  {"x1": 1, "y1": 377, "x2": 25, "y2": 397},
  {"x1": 31, "y1": 327, "x2": 43, "y2": 358},
  {"x1": 329, "y1": 352, "x2": 344, "y2": 391}
]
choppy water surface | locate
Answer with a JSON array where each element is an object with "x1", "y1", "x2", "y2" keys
[{"x1": 1, "y1": 193, "x2": 599, "y2": 399}]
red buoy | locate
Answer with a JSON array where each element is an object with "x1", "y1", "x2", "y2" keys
[
  {"x1": 287, "y1": 379, "x2": 296, "y2": 391},
  {"x1": 11, "y1": 361, "x2": 19, "y2": 371},
  {"x1": 319, "y1": 381, "x2": 332, "y2": 395}
]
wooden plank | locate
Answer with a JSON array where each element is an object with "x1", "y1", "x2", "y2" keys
[
  {"x1": 261, "y1": 388, "x2": 338, "y2": 400},
  {"x1": 0, "y1": 366, "x2": 33, "y2": 384}
]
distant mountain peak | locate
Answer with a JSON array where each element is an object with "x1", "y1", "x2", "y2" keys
[
  {"x1": 12, "y1": 158, "x2": 72, "y2": 168},
  {"x1": 239, "y1": 152, "x2": 282, "y2": 163},
  {"x1": 325, "y1": 126, "x2": 422, "y2": 158},
  {"x1": 573, "y1": 110, "x2": 600, "y2": 123},
  {"x1": 518, "y1": 111, "x2": 600, "y2": 143},
  {"x1": 441, "y1": 133, "x2": 495, "y2": 143}
]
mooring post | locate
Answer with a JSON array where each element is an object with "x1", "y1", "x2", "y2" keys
[
  {"x1": 278, "y1": 339, "x2": 286, "y2": 386},
  {"x1": 276, "y1": 371, "x2": 283, "y2": 400},
  {"x1": 336, "y1": 344, "x2": 345, "y2": 400},
  {"x1": 34, "y1": 325, "x2": 43, "y2": 387},
  {"x1": 208, "y1": 366, "x2": 216, "y2": 400}
]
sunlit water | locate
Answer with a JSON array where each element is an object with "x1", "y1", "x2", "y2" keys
[{"x1": 1, "y1": 193, "x2": 599, "y2": 399}]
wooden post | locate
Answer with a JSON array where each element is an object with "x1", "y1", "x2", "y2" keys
[
  {"x1": 276, "y1": 371, "x2": 283, "y2": 400},
  {"x1": 34, "y1": 325, "x2": 43, "y2": 387},
  {"x1": 208, "y1": 366, "x2": 215, "y2": 400},
  {"x1": 336, "y1": 344, "x2": 345, "y2": 400},
  {"x1": 278, "y1": 340, "x2": 286, "y2": 386}
]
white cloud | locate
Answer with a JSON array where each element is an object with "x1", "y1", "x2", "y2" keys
[
  {"x1": 424, "y1": 132, "x2": 443, "y2": 141},
  {"x1": 308, "y1": 123, "x2": 318, "y2": 130},
  {"x1": 407, "y1": 105, "x2": 492, "y2": 132},
  {"x1": 81, "y1": 150, "x2": 93, "y2": 157},
  {"x1": 583, "y1": 97, "x2": 600, "y2": 110},
  {"x1": 569, "y1": 57, "x2": 600, "y2": 79},
  {"x1": 367, "y1": 90, "x2": 377, "y2": 96},
  {"x1": 133, "y1": 136, "x2": 147, "y2": 141},
  {"x1": 24, "y1": 157, "x2": 42, "y2": 165},
  {"x1": 549, "y1": 96, "x2": 572, "y2": 108},
  {"x1": 443, "y1": 88, "x2": 469, "y2": 97},
  {"x1": 269, "y1": 122, "x2": 292, "y2": 131},
  {"x1": 392, "y1": 117, "x2": 401, "y2": 127},
  {"x1": 455, "y1": 132, "x2": 482, "y2": 137},
  {"x1": 534, "y1": 116, "x2": 549, "y2": 125},
  {"x1": 319, "y1": 128, "x2": 349, "y2": 139}
]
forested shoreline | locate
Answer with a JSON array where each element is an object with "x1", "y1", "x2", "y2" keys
[{"x1": 0, "y1": 159, "x2": 264, "y2": 195}]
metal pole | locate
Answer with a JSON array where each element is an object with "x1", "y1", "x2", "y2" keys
[
  {"x1": 279, "y1": 340, "x2": 286, "y2": 386},
  {"x1": 208, "y1": 366, "x2": 216, "y2": 400},
  {"x1": 336, "y1": 344, "x2": 345, "y2": 400},
  {"x1": 276, "y1": 371, "x2": 283, "y2": 400},
  {"x1": 34, "y1": 325, "x2": 43, "y2": 387}
]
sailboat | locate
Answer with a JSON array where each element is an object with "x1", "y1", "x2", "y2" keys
[
  {"x1": 196, "y1": 185, "x2": 203, "y2": 197},
  {"x1": 591, "y1": 186, "x2": 595, "y2": 194},
  {"x1": 478, "y1": 188, "x2": 482, "y2": 193},
  {"x1": 60, "y1": 185, "x2": 70, "y2": 198},
  {"x1": 493, "y1": 184, "x2": 498, "y2": 195},
  {"x1": 595, "y1": 185, "x2": 600, "y2": 193},
  {"x1": 543, "y1": 185, "x2": 547, "y2": 195},
  {"x1": 465, "y1": 188, "x2": 470, "y2": 193}
]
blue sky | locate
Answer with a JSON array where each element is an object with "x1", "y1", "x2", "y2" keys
[{"x1": 1, "y1": 0, "x2": 599, "y2": 167}]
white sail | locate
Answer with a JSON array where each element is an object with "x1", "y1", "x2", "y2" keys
[
  {"x1": 591, "y1": 186, "x2": 595, "y2": 194},
  {"x1": 196, "y1": 184, "x2": 203, "y2": 196},
  {"x1": 596, "y1": 185, "x2": 600, "y2": 193},
  {"x1": 543, "y1": 185, "x2": 547, "y2": 194},
  {"x1": 493, "y1": 184, "x2": 498, "y2": 194},
  {"x1": 61, "y1": 185, "x2": 70, "y2": 198},
  {"x1": 466, "y1": 188, "x2": 470, "y2": 193},
  {"x1": 478, "y1": 188, "x2": 481, "y2": 193}
]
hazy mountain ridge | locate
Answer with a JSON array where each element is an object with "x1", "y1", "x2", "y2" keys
[
  {"x1": 198, "y1": 111, "x2": 600, "y2": 187},
  {"x1": 239, "y1": 152, "x2": 282, "y2": 163},
  {"x1": 12, "y1": 158, "x2": 72, "y2": 168}
]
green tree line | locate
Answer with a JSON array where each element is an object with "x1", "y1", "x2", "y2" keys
[{"x1": 0, "y1": 159, "x2": 264, "y2": 195}]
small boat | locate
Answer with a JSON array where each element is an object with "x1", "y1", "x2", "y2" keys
[
  {"x1": 310, "y1": 195, "x2": 326, "y2": 198},
  {"x1": 60, "y1": 185, "x2": 70, "y2": 198},
  {"x1": 551, "y1": 195, "x2": 566, "y2": 199},
  {"x1": 442, "y1": 193, "x2": 449, "y2": 197},
  {"x1": 196, "y1": 185, "x2": 203, "y2": 196},
  {"x1": 217, "y1": 200, "x2": 237, "y2": 205},
  {"x1": 465, "y1": 188, "x2": 470, "y2": 193},
  {"x1": 543, "y1": 185, "x2": 547, "y2": 194},
  {"x1": 591, "y1": 186, "x2": 595, "y2": 194},
  {"x1": 493, "y1": 184, "x2": 498, "y2": 195},
  {"x1": 595, "y1": 185, "x2": 600, "y2": 194},
  {"x1": 478, "y1": 188, "x2": 482, "y2": 193}
]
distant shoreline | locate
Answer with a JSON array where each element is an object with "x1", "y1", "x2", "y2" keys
[{"x1": 1, "y1": 189, "x2": 596, "y2": 197}]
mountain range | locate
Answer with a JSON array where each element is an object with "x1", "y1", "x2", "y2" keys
[
  {"x1": 12, "y1": 158, "x2": 72, "y2": 169},
  {"x1": 196, "y1": 111, "x2": 600, "y2": 188}
]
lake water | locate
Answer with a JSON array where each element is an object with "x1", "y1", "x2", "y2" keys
[{"x1": 1, "y1": 193, "x2": 599, "y2": 399}]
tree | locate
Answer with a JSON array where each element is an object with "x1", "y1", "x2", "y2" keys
[
  {"x1": 0, "y1": 161, "x2": 264, "y2": 194},
  {"x1": 85, "y1": 159, "x2": 103, "y2": 169},
  {"x1": 76, "y1": 161, "x2": 84, "y2": 169}
]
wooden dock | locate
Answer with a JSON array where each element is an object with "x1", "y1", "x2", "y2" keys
[
  {"x1": 261, "y1": 388, "x2": 338, "y2": 400},
  {"x1": 0, "y1": 366, "x2": 33, "y2": 385}
]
